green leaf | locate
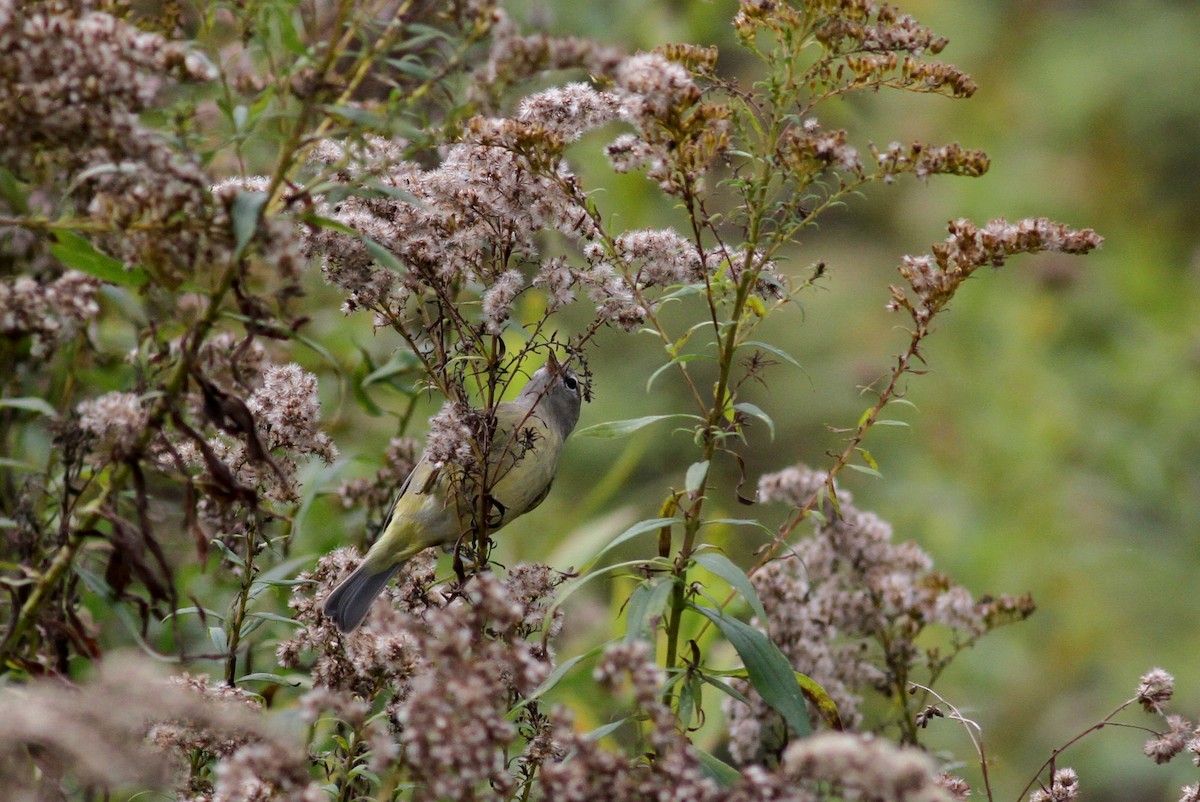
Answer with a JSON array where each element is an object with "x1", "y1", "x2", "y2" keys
[
  {"x1": 585, "y1": 517, "x2": 679, "y2": 570},
  {"x1": 844, "y1": 463, "x2": 882, "y2": 478},
  {"x1": 693, "y1": 552, "x2": 768, "y2": 625},
  {"x1": 238, "y1": 672, "x2": 305, "y2": 687},
  {"x1": 697, "y1": 671, "x2": 753, "y2": 706},
  {"x1": 857, "y1": 407, "x2": 875, "y2": 428},
  {"x1": 361, "y1": 235, "x2": 407, "y2": 272},
  {"x1": 351, "y1": 348, "x2": 385, "y2": 417},
  {"x1": 320, "y1": 103, "x2": 389, "y2": 129},
  {"x1": 575, "y1": 414, "x2": 700, "y2": 439},
  {"x1": 163, "y1": 606, "x2": 225, "y2": 622},
  {"x1": 74, "y1": 564, "x2": 114, "y2": 600},
  {"x1": 740, "y1": 340, "x2": 804, "y2": 371},
  {"x1": 390, "y1": 54, "x2": 436, "y2": 81},
  {"x1": 545, "y1": 558, "x2": 670, "y2": 631},
  {"x1": 362, "y1": 349, "x2": 422, "y2": 387},
  {"x1": 210, "y1": 538, "x2": 245, "y2": 569},
  {"x1": 246, "y1": 611, "x2": 301, "y2": 626},
  {"x1": 691, "y1": 747, "x2": 742, "y2": 787},
  {"x1": 401, "y1": 23, "x2": 453, "y2": 48},
  {"x1": 270, "y1": 3, "x2": 306, "y2": 54},
  {"x1": 701, "y1": 518, "x2": 777, "y2": 538},
  {"x1": 794, "y1": 672, "x2": 843, "y2": 731},
  {"x1": 50, "y1": 230, "x2": 147, "y2": 287},
  {"x1": 685, "y1": 460, "x2": 709, "y2": 494},
  {"x1": 209, "y1": 626, "x2": 229, "y2": 654},
  {"x1": 0, "y1": 397, "x2": 58, "y2": 418},
  {"x1": 678, "y1": 671, "x2": 701, "y2": 729},
  {"x1": 689, "y1": 603, "x2": 813, "y2": 739},
  {"x1": 583, "y1": 718, "x2": 632, "y2": 742},
  {"x1": 529, "y1": 650, "x2": 589, "y2": 700},
  {"x1": 857, "y1": 448, "x2": 879, "y2": 471},
  {"x1": 646, "y1": 354, "x2": 710, "y2": 393},
  {"x1": 658, "y1": 284, "x2": 704, "y2": 302},
  {"x1": 251, "y1": 577, "x2": 311, "y2": 588},
  {"x1": 0, "y1": 165, "x2": 29, "y2": 213},
  {"x1": 298, "y1": 213, "x2": 358, "y2": 236},
  {"x1": 734, "y1": 402, "x2": 775, "y2": 440},
  {"x1": 231, "y1": 191, "x2": 268, "y2": 260},
  {"x1": 624, "y1": 576, "x2": 674, "y2": 643}
]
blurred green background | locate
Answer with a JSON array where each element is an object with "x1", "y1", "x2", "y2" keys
[{"x1": 292, "y1": 1, "x2": 1200, "y2": 798}]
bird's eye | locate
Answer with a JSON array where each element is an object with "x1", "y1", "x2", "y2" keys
[{"x1": 563, "y1": 374, "x2": 578, "y2": 392}]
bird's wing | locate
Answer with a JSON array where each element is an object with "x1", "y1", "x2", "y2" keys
[{"x1": 379, "y1": 455, "x2": 441, "y2": 533}]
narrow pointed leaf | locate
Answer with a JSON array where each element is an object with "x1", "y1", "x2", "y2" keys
[
  {"x1": 691, "y1": 747, "x2": 742, "y2": 787},
  {"x1": 734, "y1": 402, "x2": 775, "y2": 440},
  {"x1": 51, "y1": 230, "x2": 147, "y2": 287},
  {"x1": 693, "y1": 552, "x2": 768, "y2": 625},
  {"x1": 0, "y1": 397, "x2": 58, "y2": 417},
  {"x1": 624, "y1": 576, "x2": 674, "y2": 643},
  {"x1": 575, "y1": 414, "x2": 700, "y2": 439},
  {"x1": 586, "y1": 517, "x2": 680, "y2": 570},
  {"x1": 689, "y1": 603, "x2": 812, "y2": 739},
  {"x1": 231, "y1": 191, "x2": 268, "y2": 260}
]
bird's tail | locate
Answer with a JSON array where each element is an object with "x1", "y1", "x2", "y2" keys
[{"x1": 323, "y1": 560, "x2": 403, "y2": 632}]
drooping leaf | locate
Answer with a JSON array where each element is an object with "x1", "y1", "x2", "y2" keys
[
  {"x1": 734, "y1": 402, "x2": 775, "y2": 440},
  {"x1": 693, "y1": 552, "x2": 768, "y2": 625},
  {"x1": 575, "y1": 414, "x2": 700, "y2": 439},
  {"x1": 238, "y1": 672, "x2": 306, "y2": 687},
  {"x1": 583, "y1": 717, "x2": 633, "y2": 743},
  {"x1": 0, "y1": 397, "x2": 58, "y2": 418},
  {"x1": 584, "y1": 517, "x2": 680, "y2": 570},
  {"x1": 691, "y1": 746, "x2": 742, "y2": 787},
  {"x1": 685, "y1": 460, "x2": 710, "y2": 494},
  {"x1": 696, "y1": 670, "x2": 753, "y2": 706},
  {"x1": 231, "y1": 190, "x2": 268, "y2": 260},
  {"x1": 740, "y1": 340, "x2": 805, "y2": 371},
  {"x1": 794, "y1": 671, "x2": 843, "y2": 731},
  {"x1": 545, "y1": 558, "x2": 669, "y2": 630},
  {"x1": 624, "y1": 576, "x2": 674, "y2": 643},
  {"x1": 690, "y1": 603, "x2": 813, "y2": 739},
  {"x1": 50, "y1": 230, "x2": 147, "y2": 287},
  {"x1": 209, "y1": 626, "x2": 229, "y2": 654}
]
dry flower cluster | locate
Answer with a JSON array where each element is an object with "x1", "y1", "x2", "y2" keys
[{"x1": 726, "y1": 465, "x2": 1034, "y2": 760}]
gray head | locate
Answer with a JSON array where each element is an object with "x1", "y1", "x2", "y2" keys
[{"x1": 517, "y1": 354, "x2": 583, "y2": 440}]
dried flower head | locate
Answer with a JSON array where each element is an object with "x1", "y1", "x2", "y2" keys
[
  {"x1": 0, "y1": 270, "x2": 100, "y2": 357},
  {"x1": 1029, "y1": 768, "x2": 1080, "y2": 802},
  {"x1": 1144, "y1": 714, "x2": 1196, "y2": 765},
  {"x1": 889, "y1": 218, "x2": 1103, "y2": 323},
  {"x1": 0, "y1": 654, "x2": 296, "y2": 799},
  {"x1": 76, "y1": 391, "x2": 149, "y2": 461},
  {"x1": 518, "y1": 83, "x2": 620, "y2": 141},
  {"x1": 1137, "y1": 667, "x2": 1176, "y2": 714},
  {"x1": 782, "y1": 732, "x2": 953, "y2": 802}
]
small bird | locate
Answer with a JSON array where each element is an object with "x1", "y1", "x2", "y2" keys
[{"x1": 323, "y1": 355, "x2": 583, "y2": 632}]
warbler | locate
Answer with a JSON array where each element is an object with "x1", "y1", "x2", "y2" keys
[{"x1": 323, "y1": 356, "x2": 583, "y2": 631}]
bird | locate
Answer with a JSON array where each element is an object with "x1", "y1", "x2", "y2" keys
[{"x1": 323, "y1": 355, "x2": 583, "y2": 632}]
